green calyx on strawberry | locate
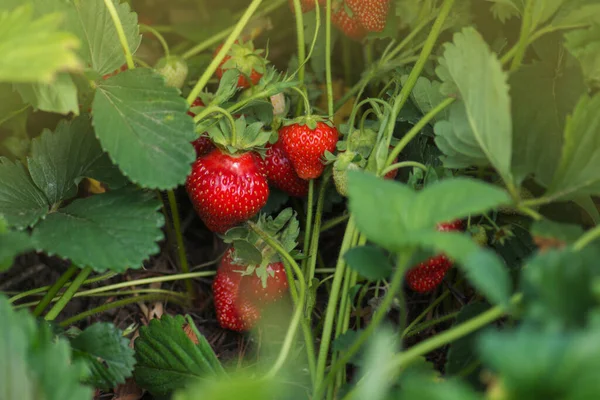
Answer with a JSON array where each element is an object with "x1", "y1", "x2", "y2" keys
[
  {"x1": 406, "y1": 219, "x2": 464, "y2": 293},
  {"x1": 469, "y1": 225, "x2": 488, "y2": 246},
  {"x1": 333, "y1": 150, "x2": 362, "y2": 197},
  {"x1": 206, "y1": 115, "x2": 273, "y2": 155},
  {"x1": 155, "y1": 55, "x2": 189, "y2": 89},
  {"x1": 215, "y1": 40, "x2": 268, "y2": 89},
  {"x1": 212, "y1": 209, "x2": 300, "y2": 331},
  {"x1": 279, "y1": 115, "x2": 339, "y2": 180}
]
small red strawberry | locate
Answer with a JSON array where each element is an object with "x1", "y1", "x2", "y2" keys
[
  {"x1": 187, "y1": 98, "x2": 215, "y2": 157},
  {"x1": 331, "y1": 3, "x2": 366, "y2": 41},
  {"x1": 354, "y1": 0, "x2": 390, "y2": 32},
  {"x1": 213, "y1": 249, "x2": 261, "y2": 332},
  {"x1": 279, "y1": 120, "x2": 339, "y2": 180},
  {"x1": 264, "y1": 141, "x2": 308, "y2": 197},
  {"x1": 185, "y1": 148, "x2": 269, "y2": 233},
  {"x1": 406, "y1": 219, "x2": 463, "y2": 293},
  {"x1": 240, "y1": 262, "x2": 289, "y2": 304},
  {"x1": 384, "y1": 148, "x2": 398, "y2": 180},
  {"x1": 214, "y1": 40, "x2": 267, "y2": 89}
]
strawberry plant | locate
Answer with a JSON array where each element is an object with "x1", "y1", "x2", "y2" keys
[{"x1": 2, "y1": 0, "x2": 600, "y2": 399}]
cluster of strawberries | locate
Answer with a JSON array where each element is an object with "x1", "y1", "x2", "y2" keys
[{"x1": 291, "y1": 0, "x2": 390, "y2": 40}]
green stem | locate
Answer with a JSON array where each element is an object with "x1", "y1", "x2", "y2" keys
[
  {"x1": 385, "y1": 97, "x2": 455, "y2": 168},
  {"x1": 403, "y1": 311, "x2": 459, "y2": 339},
  {"x1": 186, "y1": 0, "x2": 265, "y2": 105},
  {"x1": 401, "y1": 289, "x2": 451, "y2": 337},
  {"x1": 291, "y1": 0, "x2": 306, "y2": 86},
  {"x1": 381, "y1": 161, "x2": 428, "y2": 177},
  {"x1": 59, "y1": 293, "x2": 186, "y2": 327},
  {"x1": 32, "y1": 265, "x2": 78, "y2": 317},
  {"x1": 140, "y1": 24, "x2": 170, "y2": 58},
  {"x1": 302, "y1": 179, "x2": 315, "y2": 275},
  {"x1": 167, "y1": 189, "x2": 194, "y2": 298},
  {"x1": 314, "y1": 217, "x2": 356, "y2": 394},
  {"x1": 383, "y1": 16, "x2": 434, "y2": 62},
  {"x1": 315, "y1": 251, "x2": 414, "y2": 399},
  {"x1": 574, "y1": 225, "x2": 600, "y2": 251},
  {"x1": 383, "y1": 0, "x2": 455, "y2": 153},
  {"x1": 307, "y1": 173, "x2": 331, "y2": 282},
  {"x1": 324, "y1": 0, "x2": 334, "y2": 118},
  {"x1": 510, "y1": 0, "x2": 534, "y2": 72},
  {"x1": 45, "y1": 267, "x2": 93, "y2": 321},
  {"x1": 102, "y1": 0, "x2": 135, "y2": 69},
  {"x1": 321, "y1": 214, "x2": 349, "y2": 233}
]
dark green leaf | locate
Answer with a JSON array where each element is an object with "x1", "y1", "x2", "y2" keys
[
  {"x1": 32, "y1": 187, "x2": 164, "y2": 272},
  {"x1": 233, "y1": 240, "x2": 262, "y2": 266},
  {"x1": 134, "y1": 314, "x2": 224, "y2": 398},
  {"x1": 344, "y1": 246, "x2": 393, "y2": 281},
  {"x1": 400, "y1": 76, "x2": 450, "y2": 122},
  {"x1": 92, "y1": 68, "x2": 196, "y2": 189},
  {"x1": 0, "y1": 157, "x2": 48, "y2": 229},
  {"x1": 0, "y1": 216, "x2": 33, "y2": 270},
  {"x1": 0, "y1": 294, "x2": 93, "y2": 400},
  {"x1": 70, "y1": 323, "x2": 135, "y2": 390}
]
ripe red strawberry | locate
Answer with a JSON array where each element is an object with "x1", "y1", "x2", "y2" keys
[
  {"x1": 264, "y1": 141, "x2": 309, "y2": 197},
  {"x1": 213, "y1": 249, "x2": 261, "y2": 332},
  {"x1": 331, "y1": 4, "x2": 366, "y2": 41},
  {"x1": 354, "y1": 0, "x2": 390, "y2": 32},
  {"x1": 384, "y1": 148, "x2": 398, "y2": 180},
  {"x1": 406, "y1": 219, "x2": 463, "y2": 293},
  {"x1": 279, "y1": 120, "x2": 339, "y2": 180},
  {"x1": 185, "y1": 148, "x2": 269, "y2": 233},
  {"x1": 240, "y1": 262, "x2": 289, "y2": 304},
  {"x1": 214, "y1": 41, "x2": 267, "y2": 89},
  {"x1": 187, "y1": 98, "x2": 215, "y2": 157}
]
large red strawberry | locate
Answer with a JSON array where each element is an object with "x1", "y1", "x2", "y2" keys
[
  {"x1": 331, "y1": 3, "x2": 366, "y2": 41},
  {"x1": 406, "y1": 219, "x2": 464, "y2": 293},
  {"x1": 185, "y1": 148, "x2": 269, "y2": 233},
  {"x1": 279, "y1": 120, "x2": 339, "y2": 180},
  {"x1": 213, "y1": 249, "x2": 261, "y2": 332},
  {"x1": 187, "y1": 98, "x2": 215, "y2": 157},
  {"x1": 264, "y1": 141, "x2": 308, "y2": 197},
  {"x1": 214, "y1": 40, "x2": 267, "y2": 89},
  {"x1": 349, "y1": 0, "x2": 389, "y2": 33}
]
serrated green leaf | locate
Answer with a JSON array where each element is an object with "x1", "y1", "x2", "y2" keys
[
  {"x1": 32, "y1": 187, "x2": 164, "y2": 272},
  {"x1": 551, "y1": 1, "x2": 600, "y2": 27},
  {"x1": 546, "y1": 93, "x2": 600, "y2": 200},
  {"x1": 69, "y1": 0, "x2": 140, "y2": 75},
  {"x1": 0, "y1": 294, "x2": 93, "y2": 400},
  {"x1": 92, "y1": 68, "x2": 196, "y2": 189},
  {"x1": 565, "y1": 25, "x2": 600, "y2": 88},
  {"x1": 344, "y1": 246, "x2": 393, "y2": 281},
  {"x1": 0, "y1": 218, "x2": 33, "y2": 270},
  {"x1": 510, "y1": 37, "x2": 586, "y2": 186},
  {"x1": 401, "y1": 76, "x2": 450, "y2": 122},
  {"x1": 233, "y1": 240, "x2": 263, "y2": 266},
  {"x1": 0, "y1": 5, "x2": 81, "y2": 83},
  {"x1": 435, "y1": 27, "x2": 512, "y2": 183},
  {"x1": 173, "y1": 373, "x2": 281, "y2": 400},
  {"x1": 134, "y1": 314, "x2": 224, "y2": 398},
  {"x1": 15, "y1": 73, "x2": 79, "y2": 115},
  {"x1": 488, "y1": 0, "x2": 522, "y2": 23},
  {"x1": 70, "y1": 323, "x2": 135, "y2": 390},
  {"x1": 27, "y1": 116, "x2": 106, "y2": 207},
  {"x1": 213, "y1": 69, "x2": 240, "y2": 104},
  {"x1": 0, "y1": 157, "x2": 48, "y2": 229}
]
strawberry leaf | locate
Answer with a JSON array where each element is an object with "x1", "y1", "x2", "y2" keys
[
  {"x1": 213, "y1": 69, "x2": 241, "y2": 104},
  {"x1": 400, "y1": 76, "x2": 450, "y2": 123},
  {"x1": 134, "y1": 314, "x2": 224, "y2": 398},
  {"x1": 344, "y1": 246, "x2": 393, "y2": 281},
  {"x1": 173, "y1": 373, "x2": 281, "y2": 400},
  {"x1": 14, "y1": 73, "x2": 79, "y2": 115},
  {"x1": 31, "y1": 187, "x2": 164, "y2": 273},
  {"x1": 0, "y1": 5, "x2": 81, "y2": 83},
  {"x1": 0, "y1": 216, "x2": 33, "y2": 271},
  {"x1": 434, "y1": 27, "x2": 513, "y2": 183},
  {"x1": 564, "y1": 25, "x2": 600, "y2": 89},
  {"x1": 70, "y1": 323, "x2": 135, "y2": 390},
  {"x1": 68, "y1": 0, "x2": 140, "y2": 76},
  {"x1": 0, "y1": 294, "x2": 93, "y2": 400},
  {"x1": 92, "y1": 68, "x2": 196, "y2": 189},
  {"x1": 0, "y1": 157, "x2": 48, "y2": 229}
]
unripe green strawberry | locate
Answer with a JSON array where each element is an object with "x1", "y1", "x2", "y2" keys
[
  {"x1": 155, "y1": 55, "x2": 188, "y2": 89},
  {"x1": 333, "y1": 151, "x2": 360, "y2": 197},
  {"x1": 470, "y1": 225, "x2": 488, "y2": 246}
]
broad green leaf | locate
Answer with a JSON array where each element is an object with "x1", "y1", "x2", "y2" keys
[
  {"x1": 15, "y1": 73, "x2": 78, "y2": 115},
  {"x1": 401, "y1": 76, "x2": 450, "y2": 122},
  {"x1": 530, "y1": 0, "x2": 565, "y2": 29},
  {"x1": 479, "y1": 327, "x2": 600, "y2": 400},
  {"x1": 551, "y1": 0, "x2": 600, "y2": 27},
  {"x1": 435, "y1": 27, "x2": 512, "y2": 183},
  {"x1": 521, "y1": 247, "x2": 600, "y2": 329},
  {"x1": 173, "y1": 373, "x2": 281, "y2": 400},
  {"x1": 92, "y1": 68, "x2": 196, "y2": 189},
  {"x1": 69, "y1": 0, "x2": 140, "y2": 75},
  {"x1": 565, "y1": 25, "x2": 600, "y2": 88},
  {"x1": 70, "y1": 323, "x2": 135, "y2": 390},
  {"x1": 134, "y1": 314, "x2": 224, "y2": 398},
  {"x1": 0, "y1": 216, "x2": 33, "y2": 270},
  {"x1": 27, "y1": 116, "x2": 106, "y2": 207},
  {"x1": 392, "y1": 375, "x2": 481, "y2": 400},
  {"x1": 0, "y1": 5, "x2": 81, "y2": 83},
  {"x1": 32, "y1": 187, "x2": 164, "y2": 272},
  {"x1": 355, "y1": 327, "x2": 398, "y2": 400},
  {"x1": 0, "y1": 157, "x2": 48, "y2": 229},
  {"x1": 510, "y1": 37, "x2": 586, "y2": 185},
  {"x1": 344, "y1": 246, "x2": 393, "y2": 281},
  {"x1": 547, "y1": 93, "x2": 600, "y2": 200},
  {"x1": 0, "y1": 294, "x2": 92, "y2": 400}
]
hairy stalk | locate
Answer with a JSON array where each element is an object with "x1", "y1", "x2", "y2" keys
[
  {"x1": 32, "y1": 265, "x2": 78, "y2": 317},
  {"x1": 307, "y1": 173, "x2": 331, "y2": 282},
  {"x1": 381, "y1": 161, "x2": 428, "y2": 177},
  {"x1": 403, "y1": 311, "x2": 460, "y2": 338},
  {"x1": 45, "y1": 267, "x2": 93, "y2": 321},
  {"x1": 291, "y1": 0, "x2": 306, "y2": 85},
  {"x1": 574, "y1": 225, "x2": 600, "y2": 251},
  {"x1": 302, "y1": 180, "x2": 315, "y2": 275},
  {"x1": 140, "y1": 24, "x2": 170, "y2": 57},
  {"x1": 510, "y1": 0, "x2": 534, "y2": 72},
  {"x1": 321, "y1": 214, "x2": 349, "y2": 233},
  {"x1": 402, "y1": 289, "x2": 451, "y2": 337},
  {"x1": 103, "y1": 0, "x2": 135, "y2": 69},
  {"x1": 167, "y1": 190, "x2": 194, "y2": 298},
  {"x1": 324, "y1": 0, "x2": 334, "y2": 117}
]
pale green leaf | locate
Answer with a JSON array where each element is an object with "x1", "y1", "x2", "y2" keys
[
  {"x1": 27, "y1": 116, "x2": 107, "y2": 207},
  {"x1": 173, "y1": 374, "x2": 281, "y2": 400},
  {"x1": 401, "y1": 76, "x2": 450, "y2": 122},
  {"x1": 435, "y1": 27, "x2": 513, "y2": 182},
  {"x1": 0, "y1": 294, "x2": 93, "y2": 400},
  {"x1": 344, "y1": 246, "x2": 393, "y2": 281},
  {"x1": 488, "y1": 0, "x2": 522, "y2": 22},
  {"x1": 547, "y1": 93, "x2": 600, "y2": 200},
  {"x1": 92, "y1": 68, "x2": 196, "y2": 189},
  {"x1": 0, "y1": 157, "x2": 48, "y2": 229},
  {"x1": 0, "y1": 5, "x2": 81, "y2": 83},
  {"x1": 565, "y1": 25, "x2": 600, "y2": 88},
  {"x1": 356, "y1": 328, "x2": 398, "y2": 400},
  {"x1": 32, "y1": 187, "x2": 164, "y2": 272},
  {"x1": 15, "y1": 73, "x2": 79, "y2": 115},
  {"x1": 70, "y1": 323, "x2": 135, "y2": 390},
  {"x1": 69, "y1": 0, "x2": 140, "y2": 75}
]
